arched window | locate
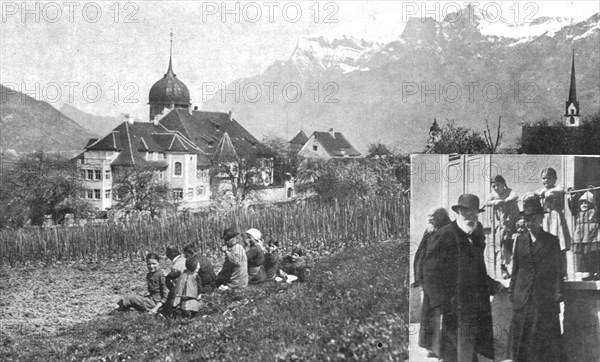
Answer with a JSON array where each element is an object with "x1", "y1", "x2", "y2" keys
[{"x1": 174, "y1": 162, "x2": 182, "y2": 176}]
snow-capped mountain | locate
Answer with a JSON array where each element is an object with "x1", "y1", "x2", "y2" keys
[{"x1": 203, "y1": 6, "x2": 600, "y2": 153}]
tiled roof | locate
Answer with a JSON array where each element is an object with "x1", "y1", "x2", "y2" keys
[
  {"x1": 85, "y1": 121, "x2": 211, "y2": 168},
  {"x1": 86, "y1": 130, "x2": 122, "y2": 151},
  {"x1": 159, "y1": 109, "x2": 276, "y2": 159},
  {"x1": 312, "y1": 131, "x2": 362, "y2": 158}
]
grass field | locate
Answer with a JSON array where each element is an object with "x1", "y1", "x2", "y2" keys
[{"x1": 0, "y1": 239, "x2": 409, "y2": 361}]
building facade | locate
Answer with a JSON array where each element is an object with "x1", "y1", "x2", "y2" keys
[{"x1": 75, "y1": 38, "x2": 274, "y2": 211}]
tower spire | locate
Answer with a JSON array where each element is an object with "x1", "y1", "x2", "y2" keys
[
  {"x1": 568, "y1": 48, "x2": 576, "y2": 103},
  {"x1": 167, "y1": 30, "x2": 174, "y2": 76},
  {"x1": 564, "y1": 49, "x2": 580, "y2": 127}
]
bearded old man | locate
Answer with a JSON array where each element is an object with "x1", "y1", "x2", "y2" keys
[{"x1": 421, "y1": 194, "x2": 505, "y2": 362}]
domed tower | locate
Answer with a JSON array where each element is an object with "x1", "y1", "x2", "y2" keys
[{"x1": 148, "y1": 32, "x2": 191, "y2": 121}]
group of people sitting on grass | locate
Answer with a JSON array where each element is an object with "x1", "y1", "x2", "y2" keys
[{"x1": 115, "y1": 226, "x2": 313, "y2": 317}]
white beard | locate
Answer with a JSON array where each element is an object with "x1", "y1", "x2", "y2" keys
[{"x1": 457, "y1": 217, "x2": 477, "y2": 235}]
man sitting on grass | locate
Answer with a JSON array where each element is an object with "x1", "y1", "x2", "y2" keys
[
  {"x1": 215, "y1": 227, "x2": 248, "y2": 290},
  {"x1": 115, "y1": 253, "x2": 169, "y2": 315}
]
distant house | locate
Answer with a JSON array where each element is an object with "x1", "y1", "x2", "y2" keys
[
  {"x1": 74, "y1": 38, "x2": 275, "y2": 211},
  {"x1": 297, "y1": 129, "x2": 362, "y2": 160}
]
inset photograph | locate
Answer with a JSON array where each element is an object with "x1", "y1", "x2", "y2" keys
[{"x1": 409, "y1": 154, "x2": 600, "y2": 362}]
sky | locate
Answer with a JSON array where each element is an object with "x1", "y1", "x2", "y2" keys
[{"x1": 1, "y1": 1, "x2": 598, "y2": 120}]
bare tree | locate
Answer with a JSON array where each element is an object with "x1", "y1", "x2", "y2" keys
[{"x1": 483, "y1": 116, "x2": 504, "y2": 154}]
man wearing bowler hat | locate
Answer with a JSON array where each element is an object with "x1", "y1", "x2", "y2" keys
[
  {"x1": 509, "y1": 196, "x2": 563, "y2": 362},
  {"x1": 215, "y1": 227, "x2": 248, "y2": 290},
  {"x1": 421, "y1": 194, "x2": 504, "y2": 362}
]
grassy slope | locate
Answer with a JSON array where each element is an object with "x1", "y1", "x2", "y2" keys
[{"x1": 1, "y1": 240, "x2": 409, "y2": 361}]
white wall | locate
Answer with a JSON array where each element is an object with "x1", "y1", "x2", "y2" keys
[{"x1": 297, "y1": 137, "x2": 332, "y2": 160}]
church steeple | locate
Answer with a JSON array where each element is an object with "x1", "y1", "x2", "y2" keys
[
  {"x1": 148, "y1": 31, "x2": 191, "y2": 121},
  {"x1": 564, "y1": 49, "x2": 580, "y2": 127},
  {"x1": 167, "y1": 30, "x2": 174, "y2": 76}
]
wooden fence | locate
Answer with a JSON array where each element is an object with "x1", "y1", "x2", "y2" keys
[{"x1": 0, "y1": 197, "x2": 409, "y2": 267}]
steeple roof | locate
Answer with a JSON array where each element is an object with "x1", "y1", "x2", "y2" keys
[
  {"x1": 148, "y1": 32, "x2": 191, "y2": 107},
  {"x1": 568, "y1": 49, "x2": 577, "y2": 103},
  {"x1": 290, "y1": 130, "x2": 309, "y2": 145}
]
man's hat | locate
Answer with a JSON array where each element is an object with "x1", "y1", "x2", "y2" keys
[
  {"x1": 222, "y1": 227, "x2": 239, "y2": 241},
  {"x1": 451, "y1": 194, "x2": 485, "y2": 213},
  {"x1": 520, "y1": 197, "x2": 547, "y2": 216}
]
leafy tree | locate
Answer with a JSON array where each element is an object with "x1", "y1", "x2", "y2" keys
[
  {"x1": 262, "y1": 134, "x2": 298, "y2": 185},
  {"x1": 0, "y1": 151, "x2": 91, "y2": 228},
  {"x1": 367, "y1": 142, "x2": 393, "y2": 159},
  {"x1": 296, "y1": 152, "x2": 409, "y2": 202},
  {"x1": 519, "y1": 112, "x2": 600, "y2": 154},
  {"x1": 296, "y1": 158, "x2": 325, "y2": 194},
  {"x1": 110, "y1": 165, "x2": 172, "y2": 218},
  {"x1": 314, "y1": 160, "x2": 378, "y2": 201},
  {"x1": 426, "y1": 120, "x2": 489, "y2": 154}
]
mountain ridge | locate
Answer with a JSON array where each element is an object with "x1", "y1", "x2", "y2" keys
[
  {"x1": 202, "y1": 7, "x2": 600, "y2": 153},
  {"x1": 0, "y1": 85, "x2": 96, "y2": 154}
]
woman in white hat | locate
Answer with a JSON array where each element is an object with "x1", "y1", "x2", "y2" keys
[{"x1": 245, "y1": 228, "x2": 267, "y2": 284}]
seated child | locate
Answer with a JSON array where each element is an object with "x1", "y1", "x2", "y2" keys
[
  {"x1": 281, "y1": 247, "x2": 313, "y2": 282},
  {"x1": 245, "y1": 229, "x2": 267, "y2": 284},
  {"x1": 572, "y1": 191, "x2": 599, "y2": 279},
  {"x1": 116, "y1": 253, "x2": 169, "y2": 315},
  {"x1": 164, "y1": 245, "x2": 186, "y2": 313},
  {"x1": 182, "y1": 243, "x2": 217, "y2": 293},
  {"x1": 193, "y1": 256, "x2": 217, "y2": 294},
  {"x1": 264, "y1": 239, "x2": 283, "y2": 281},
  {"x1": 173, "y1": 256, "x2": 202, "y2": 317}
]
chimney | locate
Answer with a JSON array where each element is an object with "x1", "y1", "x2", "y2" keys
[
  {"x1": 329, "y1": 128, "x2": 335, "y2": 138},
  {"x1": 228, "y1": 110, "x2": 233, "y2": 121}
]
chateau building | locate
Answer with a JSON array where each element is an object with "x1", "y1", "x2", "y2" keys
[{"x1": 75, "y1": 36, "x2": 274, "y2": 211}]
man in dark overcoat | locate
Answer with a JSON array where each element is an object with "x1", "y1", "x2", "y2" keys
[
  {"x1": 421, "y1": 194, "x2": 504, "y2": 362},
  {"x1": 509, "y1": 196, "x2": 563, "y2": 362}
]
